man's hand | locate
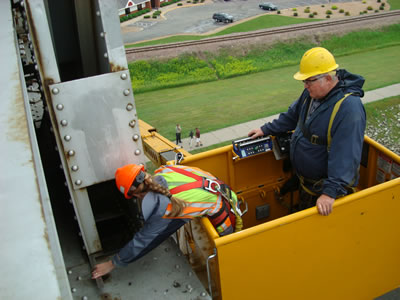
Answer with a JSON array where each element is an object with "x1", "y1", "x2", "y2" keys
[
  {"x1": 248, "y1": 128, "x2": 264, "y2": 139},
  {"x1": 316, "y1": 194, "x2": 335, "y2": 216},
  {"x1": 92, "y1": 260, "x2": 115, "y2": 279}
]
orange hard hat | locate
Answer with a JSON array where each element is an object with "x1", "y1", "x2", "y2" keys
[{"x1": 115, "y1": 164, "x2": 145, "y2": 199}]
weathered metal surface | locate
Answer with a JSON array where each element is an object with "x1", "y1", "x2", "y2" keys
[
  {"x1": 49, "y1": 70, "x2": 145, "y2": 189},
  {"x1": 0, "y1": 1, "x2": 71, "y2": 299}
]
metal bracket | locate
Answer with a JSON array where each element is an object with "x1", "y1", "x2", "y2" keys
[{"x1": 206, "y1": 248, "x2": 217, "y2": 299}]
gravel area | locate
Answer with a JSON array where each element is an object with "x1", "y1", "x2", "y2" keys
[{"x1": 365, "y1": 103, "x2": 400, "y2": 155}]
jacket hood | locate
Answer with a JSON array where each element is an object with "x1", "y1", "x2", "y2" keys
[{"x1": 336, "y1": 69, "x2": 365, "y2": 97}]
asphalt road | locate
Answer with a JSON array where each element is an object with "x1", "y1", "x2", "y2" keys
[{"x1": 121, "y1": 0, "x2": 351, "y2": 44}]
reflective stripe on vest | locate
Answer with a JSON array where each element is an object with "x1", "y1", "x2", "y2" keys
[{"x1": 155, "y1": 165, "x2": 224, "y2": 219}]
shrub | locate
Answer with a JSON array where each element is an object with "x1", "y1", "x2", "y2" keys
[
  {"x1": 277, "y1": 10, "x2": 281, "y2": 14},
  {"x1": 292, "y1": 8, "x2": 297, "y2": 11},
  {"x1": 152, "y1": 15, "x2": 157, "y2": 18},
  {"x1": 375, "y1": 9, "x2": 379, "y2": 12},
  {"x1": 313, "y1": 11, "x2": 318, "y2": 15},
  {"x1": 304, "y1": 8, "x2": 310, "y2": 13},
  {"x1": 293, "y1": 12, "x2": 298, "y2": 16},
  {"x1": 144, "y1": 15, "x2": 150, "y2": 18},
  {"x1": 326, "y1": 10, "x2": 332, "y2": 14},
  {"x1": 381, "y1": 2, "x2": 385, "y2": 6},
  {"x1": 345, "y1": 11, "x2": 350, "y2": 16},
  {"x1": 321, "y1": 4, "x2": 325, "y2": 7},
  {"x1": 326, "y1": 15, "x2": 330, "y2": 18},
  {"x1": 379, "y1": 5, "x2": 385, "y2": 9},
  {"x1": 359, "y1": 11, "x2": 364, "y2": 14},
  {"x1": 309, "y1": 13, "x2": 314, "y2": 18},
  {"x1": 362, "y1": 0, "x2": 366, "y2": 3},
  {"x1": 364, "y1": 10, "x2": 368, "y2": 13},
  {"x1": 331, "y1": 5, "x2": 338, "y2": 9},
  {"x1": 367, "y1": 6, "x2": 373, "y2": 10},
  {"x1": 339, "y1": 9, "x2": 344, "y2": 13},
  {"x1": 178, "y1": 2, "x2": 183, "y2": 5}
]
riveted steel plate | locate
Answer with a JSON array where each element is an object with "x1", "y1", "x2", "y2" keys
[{"x1": 49, "y1": 71, "x2": 144, "y2": 189}]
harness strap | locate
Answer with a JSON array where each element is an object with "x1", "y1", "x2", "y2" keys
[
  {"x1": 299, "y1": 93, "x2": 352, "y2": 148},
  {"x1": 167, "y1": 166, "x2": 222, "y2": 195}
]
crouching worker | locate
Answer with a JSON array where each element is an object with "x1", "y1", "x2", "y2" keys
[{"x1": 92, "y1": 164, "x2": 242, "y2": 279}]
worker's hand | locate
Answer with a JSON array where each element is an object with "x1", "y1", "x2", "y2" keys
[
  {"x1": 92, "y1": 260, "x2": 115, "y2": 279},
  {"x1": 248, "y1": 128, "x2": 264, "y2": 139},
  {"x1": 316, "y1": 194, "x2": 335, "y2": 216}
]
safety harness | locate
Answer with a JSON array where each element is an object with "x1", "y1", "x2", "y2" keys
[
  {"x1": 155, "y1": 166, "x2": 243, "y2": 235},
  {"x1": 297, "y1": 93, "x2": 358, "y2": 196}
]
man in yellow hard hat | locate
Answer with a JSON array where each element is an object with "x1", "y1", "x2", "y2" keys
[{"x1": 248, "y1": 47, "x2": 366, "y2": 216}]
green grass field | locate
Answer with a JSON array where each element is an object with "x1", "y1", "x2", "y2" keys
[{"x1": 135, "y1": 45, "x2": 400, "y2": 141}]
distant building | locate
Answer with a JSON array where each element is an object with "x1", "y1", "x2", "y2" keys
[{"x1": 117, "y1": 0, "x2": 168, "y2": 16}]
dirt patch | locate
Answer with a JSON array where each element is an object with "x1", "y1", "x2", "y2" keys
[{"x1": 278, "y1": 0, "x2": 390, "y2": 19}]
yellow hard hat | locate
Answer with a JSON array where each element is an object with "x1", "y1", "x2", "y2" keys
[{"x1": 293, "y1": 47, "x2": 339, "y2": 80}]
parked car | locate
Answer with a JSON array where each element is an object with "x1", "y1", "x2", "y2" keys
[
  {"x1": 212, "y1": 12, "x2": 234, "y2": 23},
  {"x1": 259, "y1": 2, "x2": 278, "y2": 10}
]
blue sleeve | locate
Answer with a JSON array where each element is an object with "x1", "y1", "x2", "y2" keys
[
  {"x1": 260, "y1": 96, "x2": 302, "y2": 136},
  {"x1": 112, "y1": 191, "x2": 190, "y2": 267},
  {"x1": 322, "y1": 96, "x2": 366, "y2": 198}
]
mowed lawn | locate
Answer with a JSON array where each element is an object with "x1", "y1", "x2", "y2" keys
[{"x1": 134, "y1": 45, "x2": 400, "y2": 141}]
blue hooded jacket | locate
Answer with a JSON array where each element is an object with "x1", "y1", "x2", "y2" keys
[{"x1": 261, "y1": 69, "x2": 366, "y2": 198}]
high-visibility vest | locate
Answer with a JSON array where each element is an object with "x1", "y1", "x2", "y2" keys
[{"x1": 154, "y1": 165, "x2": 240, "y2": 235}]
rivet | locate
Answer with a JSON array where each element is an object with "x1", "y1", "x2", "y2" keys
[
  {"x1": 175, "y1": 264, "x2": 180, "y2": 269},
  {"x1": 77, "y1": 276, "x2": 82, "y2": 280},
  {"x1": 135, "y1": 149, "x2": 141, "y2": 155},
  {"x1": 100, "y1": 32, "x2": 105, "y2": 38},
  {"x1": 120, "y1": 73, "x2": 128, "y2": 80},
  {"x1": 96, "y1": 11, "x2": 100, "y2": 16},
  {"x1": 52, "y1": 87, "x2": 59, "y2": 95},
  {"x1": 71, "y1": 288, "x2": 77, "y2": 293},
  {"x1": 104, "y1": 53, "x2": 108, "y2": 58},
  {"x1": 201, "y1": 292, "x2": 207, "y2": 297},
  {"x1": 82, "y1": 297, "x2": 88, "y2": 300},
  {"x1": 129, "y1": 120, "x2": 136, "y2": 128},
  {"x1": 69, "y1": 199, "x2": 72, "y2": 204},
  {"x1": 75, "y1": 179, "x2": 82, "y2": 185},
  {"x1": 126, "y1": 103, "x2": 133, "y2": 111},
  {"x1": 71, "y1": 165, "x2": 79, "y2": 171},
  {"x1": 68, "y1": 270, "x2": 72, "y2": 275},
  {"x1": 64, "y1": 135, "x2": 71, "y2": 141},
  {"x1": 123, "y1": 89, "x2": 130, "y2": 96},
  {"x1": 68, "y1": 150, "x2": 75, "y2": 156},
  {"x1": 60, "y1": 119, "x2": 68, "y2": 126},
  {"x1": 132, "y1": 134, "x2": 139, "y2": 141}
]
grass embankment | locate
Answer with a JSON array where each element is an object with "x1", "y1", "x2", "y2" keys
[
  {"x1": 133, "y1": 24, "x2": 400, "y2": 141},
  {"x1": 130, "y1": 24, "x2": 400, "y2": 94}
]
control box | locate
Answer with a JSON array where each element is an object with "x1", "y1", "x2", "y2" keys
[{"x1": 232, "y1": 136, "x2": 272, "y2": 158}]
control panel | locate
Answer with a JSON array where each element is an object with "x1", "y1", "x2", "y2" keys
[{"x1": 232, "y1": 136, "x2": 272, "y2": 158}]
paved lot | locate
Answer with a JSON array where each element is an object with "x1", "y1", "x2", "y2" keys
[{"x1": 121, "y1": 0, "x2": 352, "y2": 44}]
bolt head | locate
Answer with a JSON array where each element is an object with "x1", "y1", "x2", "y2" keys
[
  {"x1": 135, "y1": 149, "x2": 141, "y2": 155},
  {"x1": 64, "y1": 135, "x2": 71, "y2": 141},
  {"x1": 132, "y1": 134, "x2": 139, "y2": 141},
  {"x1": 126, "y1": 103, "x2": 133, "y2": 111},
  {"x1": 52, "y1": 87, "x2": 59, "y2": 95},
  {"x1": 104, "y1": 53, "x2": 108, "y2": 58},
  {"x1": 61, "y1": 119, "x2": 68, "y2": 126},
  {"x1": 56, "y1": 104, "x2": 64, "y2": 110},
  {"x1": 67, "y1": 150, "x2": 75, "y2": 156},
  {"x1": 123, "y1": 89, "x2": 130, "y2": 96},
  {"x1": 120, "y1": 73, "x2": 128, "y2": 80},
  {"x1": 71, "y1": 165, "x2": 79, "y2": 171},
  {"x1": 129, "y1": 120, "x2": 136, "y2": 128},
  {"x1": 75, "y1": 179, "x2": 82, "y2": 185}
]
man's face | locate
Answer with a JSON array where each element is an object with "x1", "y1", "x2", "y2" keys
[{"x1": 303, "y1": 74, "x2": 331, "y2": 99}]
